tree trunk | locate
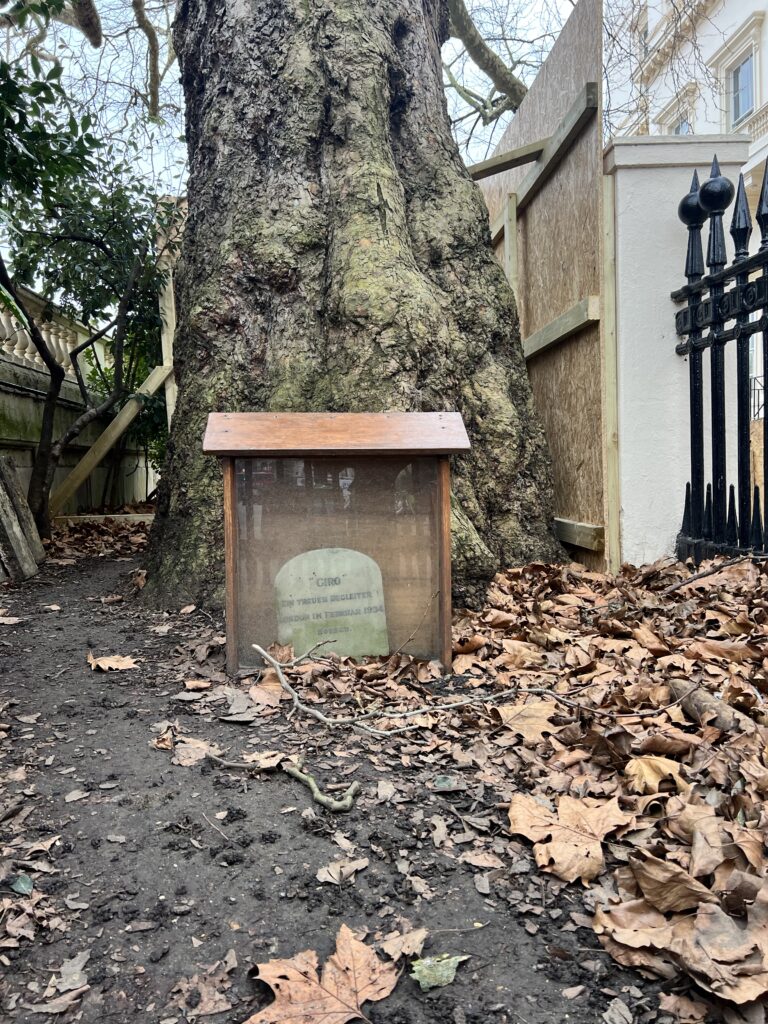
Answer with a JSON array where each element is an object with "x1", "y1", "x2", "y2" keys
[
  {"x1": 27, "y1": 366, "x2": 65, "y2": 537},
  {"x1": 148, "y1": 0, "x2": 563, "y2": 609}
]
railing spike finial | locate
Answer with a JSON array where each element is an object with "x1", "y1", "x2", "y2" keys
[
  {"x1": 726, "y1": 484, "x2": 738, "y2": 547},
  {"x1": 681, "y1": 482, "x2": 692, "y2": 537},
  {"x1": 703, "y1": 484, "x2": 713, "y2": 542},
  {"x1": 757, "y1": 161, "x2": 768, "y2": 251},
  {"x1": 678, "y1": 170, "x2": 706, "y2": 281},
  {"x1": 730, "y1": 174, "x2": 753, "y2": 262},
  {"x1": 699, "y1": 156, "x2": 735, "y2": 273},
  {"x1": 750, "y1": 487, "x2": 763, "y2": 551}
]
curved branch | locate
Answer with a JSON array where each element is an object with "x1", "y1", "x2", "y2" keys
[
  {"x1": 131, "y1": 0, "x2": 161, "y2": 118},
  {"x1": 447, "y1": 0, "x2": 527, "y2": 113}
]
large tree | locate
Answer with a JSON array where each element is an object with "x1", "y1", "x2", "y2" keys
[{"x1": 147, "y1": 0, "x2": 562, "y2": 608}]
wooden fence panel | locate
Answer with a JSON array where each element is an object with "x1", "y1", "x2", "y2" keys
[{"x1": 476, "y1": 0, "x2": 613, "y2": 567}]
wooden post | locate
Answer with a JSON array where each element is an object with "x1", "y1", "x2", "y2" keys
[
  {"x1": 49, "y1": 365, "x2": 172, "y2": 516},
  {"x1": 504, "y1": 193, "x2": 519, "y2": 298},
  {"x1": 0, "y1": 456, "x2": 45, "y2": 563},
  {"x1": 223, "y1": 458, "x2": 239, "y2": 675},
  {"x1": 437, "y1": 456, "x2": 452, "y2": 670},
  {"x1": 0, "y1": 485, "x2": 37, "y2": 579}
]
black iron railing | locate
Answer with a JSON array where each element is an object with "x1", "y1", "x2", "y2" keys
[{"x1": 672, "y1": 156, "x2": 768, "y2": 562}]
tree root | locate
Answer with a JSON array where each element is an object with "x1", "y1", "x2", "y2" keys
[{"x1": 205, "y1": 753, "x2": 360, "y2": 813}]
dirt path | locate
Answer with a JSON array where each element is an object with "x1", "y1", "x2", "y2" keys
[{"x1": 1, "y1": 556, "x2": 659, "y2": 1023}]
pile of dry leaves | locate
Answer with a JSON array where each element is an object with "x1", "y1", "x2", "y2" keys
[
  {"x1": 47, "y1": 515, "x2": 151, "y2": 564},
  {"x1": 152, "y1": 555, "x2": 768, "y2": 1022}
]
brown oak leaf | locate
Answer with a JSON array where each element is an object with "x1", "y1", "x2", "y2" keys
[{"x1": 243, "y1": 923, "x2": 398, "y2": 1023}]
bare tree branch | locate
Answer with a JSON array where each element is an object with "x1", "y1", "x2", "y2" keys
[{"x1": 447, "y1": 0, "x2": 527, "y2": 113}]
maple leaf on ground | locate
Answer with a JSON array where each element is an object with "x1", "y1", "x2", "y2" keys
[
  {"x1": 243, "y1": 924, "x2": 398, "y2": 1024},
  {"x1": 508, "y1": 794, "x2": 632, "y2": 884},
  {"x1": 490, "y1": 699, "x2": 563, "y2": 746}
]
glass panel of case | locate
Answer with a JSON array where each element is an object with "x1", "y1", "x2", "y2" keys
[{"x1": 233, "y1": 455, "x2": 441, "y2": 666}]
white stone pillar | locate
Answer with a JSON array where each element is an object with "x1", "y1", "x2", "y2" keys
[{"x1": 603, "y1": 134, "x2": 751, "y2": 566}]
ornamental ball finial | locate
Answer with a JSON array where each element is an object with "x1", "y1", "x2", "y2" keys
[
  {"x1": 678, "y1": 170, "x2": 706, "y2": 227},
  {"x1": 698, "y1": 155, "x2": 735, "y2": 215}
]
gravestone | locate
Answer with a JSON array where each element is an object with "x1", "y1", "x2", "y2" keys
[{"x1": 274, "y1": 548, "x2": 388, "y2": 659}]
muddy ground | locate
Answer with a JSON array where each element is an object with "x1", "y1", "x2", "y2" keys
[{"x1": 0, "y1": 555, "x2": 667, "y2": 1023}]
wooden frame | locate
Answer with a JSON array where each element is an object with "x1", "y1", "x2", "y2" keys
[
  {"x1": 205, "y1": 412, "x2": 470, "y2": 673},
  {"x1": 49, "y1": 364, "x2": 172, "y2": 515},
  {"x1": 522, "y1": 296, "x2": 600, "y2": 360},
  {"x1": 222, "y1": 458, "x2": 239, "y2": 674},
  {"x1": 468, "y1": 138, "x2": 548, "y2": 182}
]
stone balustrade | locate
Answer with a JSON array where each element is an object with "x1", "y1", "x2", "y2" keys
[{"x1": 0, "y1": 287, "x2": 99, "y2": 380}]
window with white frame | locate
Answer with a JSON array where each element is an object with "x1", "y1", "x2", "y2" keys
[
  {"x1": 672, "y1": 113, "x2": 693, "y2": 135},
  {"x1": 730, "y1": 51, "x2": 755, "y2": 126}
]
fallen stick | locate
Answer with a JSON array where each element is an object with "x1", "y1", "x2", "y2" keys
[
  {"x1": 282, "y1": 762, "x2": 361, "y2": 812},
  {"x1": 663, "y1": 554, "x2": 767, "y2": 596},
  {"x1": 666, "y1": 677, "x2": 760, "y2": 733},
  {"x1": 205, "y1": 753, "x2": 361, "y2": 812}
]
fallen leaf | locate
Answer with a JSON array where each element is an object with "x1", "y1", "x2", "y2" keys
[
  {"x1": 243, "y1": 923, "x2": 397, "y2": 1023},
  {"x1": 171, "y1": 736, "x2": 222, "y2": 767},
  {"x1": 603, "y1": 997, "x2": 633, "y2": 1024},
  {"x1": 624, "y1": 755, "x2": 690, "y2": 794},
  {"x1": 249, "y1": 668, "x2": 289, "y2": 706},
  {"x1": 380, "y1": 927, "x2": 428, "y2": 961},
  {"x1": 491, "y1": 700, "x2": 563, "y2": 745},
  {"x1": 242, "y1": 750, "x2": 286, "y2": 771},
  {"x1": 9, "y1": 874, "x2": 33, "y2": 896},
  {"x1": 64, "y1": 789, "x2": 88, "y2": 803},
  {"x1": 184, "y1": 678, "x2": 212, "y2": 691},
  {"x1": 658, "y1": 993, "x2": 711, "y2": 1022},
  {"x1": 411, "y1": 953, "x2": 470, "y2": 991},
  {"x1": 57, "y1": 950, "x2": 90, "y2": 992},
  {"x1": 562, "y1": 985, "x2": 586, "y2": 999},
  {"x1": 458, "y1": 850, "x2": 504, "y2": 870},
  {"x1": 180, "y1": 604, "x2": 196, "y2": 615},
  {"x1": 316, "y1": 858, "x2": 369, "y2": 885},
  {"x1": 508, "y1": 794, "x2": 631, "y2": 884},
  {"x1": 22, "y1": 986, "x2": 89, "y2": 1015},
  {"x1": 87, "y1": 651, "x2": 138, "y2": 672},
  {"x1": 629, "y1": 852, "x2": 718, "y2": 913}
]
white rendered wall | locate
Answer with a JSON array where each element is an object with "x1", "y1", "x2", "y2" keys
[{"x1": 605, "y1": 135, "x2": 751, "y2": 566}]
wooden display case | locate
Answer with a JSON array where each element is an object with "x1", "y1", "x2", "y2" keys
[{"x1": 203, "y1": 412, "x2": 471, "y2": 672}]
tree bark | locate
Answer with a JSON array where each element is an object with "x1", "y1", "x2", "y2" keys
[{"x1": 148, "y1": 0, "x2": 563, "y2": 609}]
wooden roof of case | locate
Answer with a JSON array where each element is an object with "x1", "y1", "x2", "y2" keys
[{"x1": 203, "y1": 412, "x2": 471, "y2": 457}]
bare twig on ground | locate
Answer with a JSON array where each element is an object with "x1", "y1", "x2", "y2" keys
[
  {"x1": 282, "y1": 762, "x2": 361, "y2": 812},
  {"x1": 663, "y1": 554, "x2": 767, "y2": 595},
  {"x1": 205, "y1": 753, "x2": 361, "y2": 813},
  {"x1": 201, "y1": 810, "x2": 230, "y2": 840}
]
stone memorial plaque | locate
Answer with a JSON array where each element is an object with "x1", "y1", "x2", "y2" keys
[{"x1": 274, "y1": 548, "x2": 389, "y2": 659}]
